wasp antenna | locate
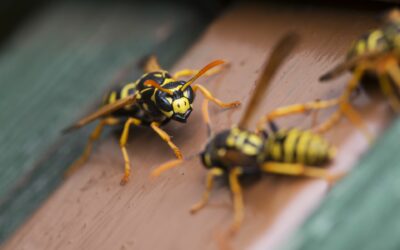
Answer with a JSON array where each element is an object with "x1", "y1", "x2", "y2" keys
[
  {"x1": 181, "y1": 60, "x2": 225, "y2": 90},
  {"x1": 144, "y1": 79, "x2": 173, "y2": 95},
  {"x1": 61, "y1": 125, "x2": 76, "y2": 134}
]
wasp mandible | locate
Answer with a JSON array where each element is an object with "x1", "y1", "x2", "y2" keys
[
  {"x1": 63, "y1": 56, "x2": 240, "y2": 185},
  {"x1": 151, "y1": 34, "x2": 338, "y2": 234}
]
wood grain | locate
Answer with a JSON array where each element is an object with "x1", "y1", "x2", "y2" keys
[{"x1": 3, "y1": 3, "x2": 394, "y2": 250}]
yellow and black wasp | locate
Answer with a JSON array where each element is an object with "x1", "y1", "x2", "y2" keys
[
  {"x1": 262, "y1": 9, "x2": 400, "y2": 139},
  {"x1": 63, "y1": 56, "x2": 240, "y2": 185},
  {"x1": 151, "y1": 34, "x2": 337, "y2": 234}
]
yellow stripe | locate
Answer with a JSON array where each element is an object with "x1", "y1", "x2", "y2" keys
[
  {"x1": 120, "y1": 83, "x2": 136, "y2": 99},
  {"x1": 248, "y1": 134, "x2": 262, "y2": 147},
  {"x1": 235, "y1": 132, "x2": 247, "y2": 148},
  {"x1": 108, "y1": 91, "x2": 117, "y2": 104},
  {"x1": 306, "y1": 135, "x2": 320, "y2": 165},
  {"x1": 271, "y1": 142, "x2": 281, "y2": 161},
  {"x1": 356, "y1": 40, "x2": 366, "y2": 55},
  {"x1": 204, "y1": 153, "x2": 212, "y2": 167},
  {"x1": 242, "y1": 144, "x2": 258, "y2": 156},
  {"x1": 367, "y1": 30, "x2": 383, "y2": 52},
  {"x1": 296, "y1": 131, "x2": 312, "y2": 164},
  {"x1": 284, "y1": 129, "x2": 300, "y2": 163}
]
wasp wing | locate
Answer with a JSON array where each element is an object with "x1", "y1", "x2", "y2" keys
[
  {"x1": 319, "y1": 51, "x2": 387, "y2": 82},
  {"x1": 138, "y1": 55, "x2": 163, "y2": 73},
  {"x1": 238, "y1": 32, "x2": 299, "y2": 129},
  {"x1": 62, "y1": 95, "x2": 137, "y2": 133}
]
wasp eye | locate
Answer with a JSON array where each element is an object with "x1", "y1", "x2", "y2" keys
[
  {"x1": 183, "y1": 87, "x2": 194, "y2": 103},
  {"x1": 156, "y1": 92, "x2": 173, "y2": 111}
]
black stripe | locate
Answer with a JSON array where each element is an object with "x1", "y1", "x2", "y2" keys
[
  {"x1": 289, "y1": 130, "x2": 300, "y2": 163},
  {"x1": 303, "y1": 133, "x2": 313, "y2": 165}
]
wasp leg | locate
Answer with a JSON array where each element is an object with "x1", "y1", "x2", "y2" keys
[
  {"x1": 192, "y1": 84, "x2": 241, "y2": 108},
  {"x1": 228, "y1": 167, "x2": 244, "y2": 235},
  {"x1": 313, "y1": 109, "x2": 342, "y2": 133},
  {"x1": 255, "y1": 99, "x2": 339, "y2": 133},
  {"x1": 261, "y1": 162, "x2": 342, "y2": 185},
  {"x1": 65, "y1": 117, "x2": 120, "y2": 178},
  {"x1": 150, "y1": 159, "x2": 184, "y2": 178},
  {"x1": 340, "y1": 102, "x2": 373, "y2": 142},
  {"x1": 173, "y1": 63, "x2": 228, "y2": 79},
  {"x1": 190, "y1": 168, "x2": 224, "y2": 214},
  {"x1": 119, "y1": 117, "x2": 142, "y2": 185},
  {"x1": 381, "y1": 67, "x2": 400, "y2": 112},
  {"x1": 314, "y1": 63, "x2": 371, "y2": 136},
  {"x1": 201, "y1": 99, "x2": 213, "y2": 137},
  {"x1": 150, "y1": 122, "x2": 183, "y2": 159}
]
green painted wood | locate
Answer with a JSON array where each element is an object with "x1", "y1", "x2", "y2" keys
[
  {"x1": 284, "y1": 118, "x2": 400, "y2": 250},
  {"x1": 0, "y1": 1, "x2": 209, "y2": 243}
]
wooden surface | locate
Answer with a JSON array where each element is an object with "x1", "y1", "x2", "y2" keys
[
  {"x1": 2, "y1": 3, "x2": 395, "y2": 250},
  {"x1": 0, "y1": 0, "x2": 208, "y2": 243}
]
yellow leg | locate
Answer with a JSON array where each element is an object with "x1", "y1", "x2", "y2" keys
[
  {"x1": 340, "y1": 102, "x2": 373, "y2": 142},
  {"x1": 313, "y1": 109, "x2": 342, "y2": 134},
  {"x1": 261, "y1": 162, "x2": 342, "y2": 184},
  {"x1": 228, "y1": 167, "x2": 244, "y2": 235},
  {"x1": 380, "y1": 71, "x2": 400, "y2": 113},
  {"x1": 65, "y1": 117, "x2": 120, "y2": 177},
  {"x1": 202, "y1": 99, "x2": 212, "y2": 136},
  {"x1": 150, "y1": 122, "x2": 183, "y2": 159},
  {"x1": 256, "y1": 98, "x2": 339, "y2": 133},
  {"x1": 119, "y1": 117, "x2": 142, "y2": 185},
  {"x1": 150, "y1": 159, "x2": 183, "y2": 178},
  {"x1": 173, "y1": 63, "x2": 228, "y2": 79},
  {"x1": 192, "y1": 84, "x2": 241, "y2": 108},
  {"x1": 190, "y1": 168, "x2": 224, "y2": 214},
  {"x1": 314, "y1": 62, "x2": 370, "y2": 135}
]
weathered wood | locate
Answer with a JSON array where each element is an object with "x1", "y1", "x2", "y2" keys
[
  {"x1": 2, "y1": 3, "x2": 394, "y2": 250},
  {"x1": 0, "y1": 1, "x2": 208, "y2": 243}
]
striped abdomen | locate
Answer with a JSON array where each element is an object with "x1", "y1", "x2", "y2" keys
[{"x1": 265, "y1": 129, "x2": 335, "y2": 166}]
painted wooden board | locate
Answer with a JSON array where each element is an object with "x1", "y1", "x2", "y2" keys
[
  {"x1": 2, "y1": 3, "x2": 394, "y2": 250},
  {"x1": 0, "y1": 0, "x2": 208, "y2": 243}
]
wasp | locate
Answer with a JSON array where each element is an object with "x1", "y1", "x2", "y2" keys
[
  {"x1": 63, "y1": 56, "x2": 240, "y2": 185},
  {"x1": 263, "y1": 9, "x2": 400, "y2": 139},
  {"x1": 150, "y1": 34, "x2": 337, "y2": 234}
]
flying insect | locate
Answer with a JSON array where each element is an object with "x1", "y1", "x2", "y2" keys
[
  {"x1": 151, "y1": 34, "x2": 337, "y2": 234},
  {"x1": 63, "y1": 56, "x2": 240, "y2": 185}
]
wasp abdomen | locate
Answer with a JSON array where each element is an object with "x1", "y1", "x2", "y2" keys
[{"x1": 266, "y1": 129, "x2": 335, "y2": 166}]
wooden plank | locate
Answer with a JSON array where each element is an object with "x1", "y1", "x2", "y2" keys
[
  {"x1": 0, "y1": 1, "x2": 208, "y2": 243},
  {"x1": 2, "y1": 3, "x2": 394, "y2": 249}
]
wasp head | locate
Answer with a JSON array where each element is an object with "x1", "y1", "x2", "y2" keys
[
  {"x1": 145, "y1": 59, "x2": 226, "y2": 123},
  {"x1": 154, "y1": 81, "x2": 195, "y2": 123}
]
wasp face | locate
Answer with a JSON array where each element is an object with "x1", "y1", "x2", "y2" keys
[{"x1": 155, "y1": 81, "x2": 195, "y2": 123}]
